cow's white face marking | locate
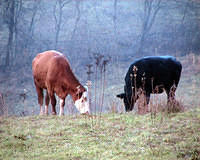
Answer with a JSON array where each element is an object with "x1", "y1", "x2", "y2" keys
[{"x1": 75, "y1": 86, "x2": 90, "y2": 114}]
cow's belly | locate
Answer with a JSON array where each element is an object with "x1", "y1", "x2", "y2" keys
[
  {"x1": 34, "y1": 78, "x2": 47, "y2": 89},
  {"x1": 33, "y1": 72, "x2": 47, "y2": 89},
  {"x1": 151, "y1": 84, "x2": 165, "y2": 94}
]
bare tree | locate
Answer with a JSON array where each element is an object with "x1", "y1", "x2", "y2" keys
[
  {"x1": 177, "y1": 0, "x2": 200, "y2": 54},
  {"x1": 12, "y1": 0, "x2": 22, "y2": 62},
  {"x1": 3, "y1": 0, "x2": 15, "y2": 67},
  {"x1": 71, "y1": 0, "x2": 81, "y2": 41},
  {"x1": 138, "y1": 0, "x2": 162, "y2": 55},
  {"x1": 53, "y1": 0, "x2": 72, "y2": 49},
  {"x1": 113, "y1": 0, "x2": 118, "y2": 36},
  {"x1": 23, "y1": 0, "x2": 41, "y2": 51}
]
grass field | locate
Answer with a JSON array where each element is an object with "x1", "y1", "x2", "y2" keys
[
  {"x1": 0, "y1": 54, "x2": 200, "y2": 159},
  {"x1": 0, "y1": 108, "x2": 200, "y2": 160}
]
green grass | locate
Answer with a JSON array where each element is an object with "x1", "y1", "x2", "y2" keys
[{"x1": 0, "y1": 109, "x2": 200, "y2": 160}]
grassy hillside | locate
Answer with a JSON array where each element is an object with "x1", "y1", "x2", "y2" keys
[
  {"x1": 0, "y1": 54, "x2": 200, "y2": 159},
  {"x1": 1, "y1": 108, "x2": 200, "y2": 160}
]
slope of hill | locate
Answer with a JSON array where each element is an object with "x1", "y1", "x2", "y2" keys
[{"x1": 0, "y1": 108, "x2": 200, "y2": 160}]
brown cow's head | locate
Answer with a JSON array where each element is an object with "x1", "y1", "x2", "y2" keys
[{"x1": 74, "y1": 85, "x2": 90, "y2": 114}]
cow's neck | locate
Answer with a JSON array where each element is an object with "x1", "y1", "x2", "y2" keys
[
  {"x1": 63, "y1": 79, "x2": 83, "y2": 101},
  {"x1": 63, "y1": 69, "x2": 80, "y2": 87},
  {"x1": 62, "y1": 69, "x2": 84, "y2": 101},
  {"x1": 69, "y1": 84, "x2": 85, "y2": 102}
]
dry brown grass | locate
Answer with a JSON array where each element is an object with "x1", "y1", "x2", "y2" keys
[
  {"x1": 179, "y1": 53, "x2": 200, "y2": 75},
  {"x1": 166, "y1": 99, "x2": 184, "y2": 113}
]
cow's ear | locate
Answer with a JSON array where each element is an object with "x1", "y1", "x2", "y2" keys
[
  {"x1": 76, "y1": 85, "x2": 84, "y2": 98},
  {"x1": 116, "y1": 93, "x2": 125, "y2": 99}
]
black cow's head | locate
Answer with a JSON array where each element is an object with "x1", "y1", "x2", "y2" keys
[{"x1": 116, "y1": 90, "x2": 135, "y2": 112}]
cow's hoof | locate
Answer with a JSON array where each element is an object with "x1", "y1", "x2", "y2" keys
[
  {"x1": 52, "y1": 112, "x2": 57, "y2": 115},
  {"x1": 59, "y1": 113, "x2": 64, "y2": 116},
  {"x1": 81, "y1": 111, "x2": 89, "y2": 115},
  {"x1": 39, "y1": 112, "x2": 44, "y2": 116},
  {"x1": 82, "y1": 111, "x2": 92, "y2": 117},
  {"x1": 138, "y1": 111, "x2": 148, "y2": 115}
]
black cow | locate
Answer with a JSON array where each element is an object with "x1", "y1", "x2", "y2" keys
[{"x1": 117, "y1": 56, "x2": 182, "y2": 112}]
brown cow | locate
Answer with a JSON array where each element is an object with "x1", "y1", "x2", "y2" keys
[{"x1": 32, "y1": 50, "x2": 90, "y2": 116}]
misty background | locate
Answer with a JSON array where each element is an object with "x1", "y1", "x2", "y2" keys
[{"x1": 0, "y1": 0, "x2": 200, "y2": 116}]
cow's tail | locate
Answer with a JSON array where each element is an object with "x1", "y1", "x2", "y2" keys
[{"x1": 174, "y1": 61, "x2": 182, "y2": 87}]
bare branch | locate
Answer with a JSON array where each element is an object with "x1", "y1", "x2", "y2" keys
[{"x1": 71, "y1": 1, "x2": 81, "y2": 40}]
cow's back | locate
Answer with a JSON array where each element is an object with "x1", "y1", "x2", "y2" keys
[
  {"x1": 134, "y1": 56, "x2": 181, "y2": 77},
  {"x1": 125, "y1": 56, "x2": 182, "y2": 93},
  {"x1": 32, "y1": 50, "x2": 67, "y2": 89}
]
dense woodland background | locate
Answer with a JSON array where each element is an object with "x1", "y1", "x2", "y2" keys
[{"x1": 0, "y1": 0, "x2": 200, "y2": 116}]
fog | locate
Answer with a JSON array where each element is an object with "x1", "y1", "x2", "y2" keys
[{"x1": 0, "y1": 0, "x2": 199, "y2": 115}]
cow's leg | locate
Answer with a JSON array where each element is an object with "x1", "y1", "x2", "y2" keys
[
  {"x1": 138, "y1": 91, "x2": 150, "y2": 114},
  {"x1": 44, "y1": 91, "x2": 50, "y2": 115},
  {"x1": 145, "y1": 93, "x2": 150, "y2": 113},
  {"x1": 35, "y1": 85, "x2": 44, "y2": 115},
  {"x1": 49, "y1": 92, "x2": 57, "y2": 115},
  {"x1": 166, "y1": 85, "x2": 176, "y2": 104},
  {"x1": 59, "y1": 99, "x2": 65, "y2": 116},
  {"x1": 136, "y1": 91, "x2": 143, "y2": 114},
  {"x1": 165, "y1": 85, "x2": 178, "y2": 112}
]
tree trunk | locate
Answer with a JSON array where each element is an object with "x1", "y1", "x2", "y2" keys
[
  {"x1": 137, "y1": 0, "x2": 161, "y2": 55},
  {"x1": 5, "y1": 0, "x2": 15, "y2": 67}
]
